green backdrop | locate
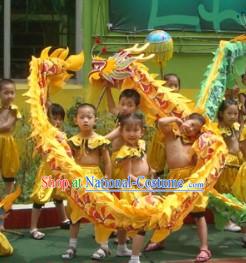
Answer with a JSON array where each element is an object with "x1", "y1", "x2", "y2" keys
[{"x1": 109, "y1": 0, "x2": 246, "y2": 32}]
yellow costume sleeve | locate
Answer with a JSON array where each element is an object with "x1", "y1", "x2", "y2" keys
[
  {"x1": 219, "y1": 122, "x2": 240, "y2": 137},
  {"x1": 10, "y1": 104, "x2": 22, "y2": 119},
  {"x1": 115, "y1": 140, "x2": 146, "y2": 162},
  {"x1": 240, "y1": 125, "x2": 246, "y2": 141},
  {"x1": 68, "y1": 133, "x2": 110, "y2": 150}
]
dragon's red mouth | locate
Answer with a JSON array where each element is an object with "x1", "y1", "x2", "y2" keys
[{"x1": 90, "y1": 60, "x2": 106, "y2": 72}]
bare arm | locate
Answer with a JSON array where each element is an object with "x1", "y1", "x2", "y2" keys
[
  {"x1": 105, "y1": 126, "x2": 120, "y2": 141},
  {"x1": 239, "y1": 93, "x2": 246, "y2": 114},
  {"x1": 0, "y1": 112, "x2": 17, "y2": 132},
  {"x1": 240, "y1": 140, "x2": 246, "y2": 159},
  {"x1": 106, "y1": 88, "x2": 119, "y2": 116},
  {"x1": 101, "y1": 147, "x2": 112, "y2": 179},
  {"x1": 158, "y1": 116, "x2": 183, "y2": 134}
]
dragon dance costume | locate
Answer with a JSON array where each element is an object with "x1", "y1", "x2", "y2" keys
[
  {"x1": 30, "y1": 161, "x2": 66, "y2": 205},
  {"x1": 26, "y1": 45, "x2": 243, "y2": 246},
  {"x1": 147, "y1": 130, "x2": 166, "y2": 175},
  {"x1": 0, "y1": 187, "x2": 21, "y2": 256}
]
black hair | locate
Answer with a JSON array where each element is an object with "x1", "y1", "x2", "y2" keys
[
  {"x1": 187, "y1": 113, "x2": 206, "y2": 126},
  {"x1": 0, "y1": 79, "x2": 15, "y2": 90},
  {"x1": 163, "y1": 73, "x2": 181, "y2": 88},
  {"x1": 119, "y1": 89, "x2": 140, "y2": 106},
  {"x1": 48, "y1": 103, "x2": 65, "y2": 120},
  {"x1": 120, "y1": 112, "x2": 145, "y2": 129},
  {"x1": 217, "y1": 99, "x2": 238, "y2": 121},
  {"x1": 75, "y1": 103, "x2": 96, "y2": 117}
]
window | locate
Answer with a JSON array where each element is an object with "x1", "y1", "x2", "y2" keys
[{"x1": 2, "y1": 0, "x2": 77, "y2": 79}]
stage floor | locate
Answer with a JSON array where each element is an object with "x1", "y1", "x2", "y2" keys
[{"x1": 2, "y1": 224, "x2": 246, "y2": 263}]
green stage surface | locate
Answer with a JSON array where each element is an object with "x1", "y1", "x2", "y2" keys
[{"x1": 1, "y1": 224, "x2": 246, "y2": 263}]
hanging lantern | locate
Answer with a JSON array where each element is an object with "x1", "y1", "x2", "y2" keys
[{"x1": 145, "y1": 30, "x2": 173, "y2": 78}]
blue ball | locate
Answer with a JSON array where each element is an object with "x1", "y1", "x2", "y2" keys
[{"x1": 146, "y1": 30, "x2": 172, "y2": 43}]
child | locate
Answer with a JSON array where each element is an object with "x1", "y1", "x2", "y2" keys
[
  {"x1": 115, "y1": 113, "x2": 152, "y2": 263},
  {"x1": 151, "y1": 113, "x2": 211, "y2": 262},
  {"x1": 106, "y1": 88, "x2": 141, "y2": 121},
  {"x1": 62, "y1": 103, "x2": 112, "y2": 260},
  {"x1": 105, "y1": 88, "x2": 141, "y2": 151},
  {"x1": 163, "y1": 73, "x2": 181, "y2": 92},
  {"x1": 30, "y1": 103, "x2": 70, "y2": 240},
  {"x1": 215, "y1": 99, "x2": 242, "y2": 232},
  {"x1": 232, "y1": 107, "x2": 246, "y2": 246},
  {"x1": 145, "y1": 74, "x2": 181, "y2": 252},
  {"x1": 91, "y1": 89, "x2": 140, "y2": 259},
  {"x1": 0, "y1": 79, "x2": 21, "y2": 194},
  {"x1": 147, "y1": 73, "x2": 181, "y2": 179},
  {"x1": 225, "y1": 73, "x2": 246, "y2": 113}
]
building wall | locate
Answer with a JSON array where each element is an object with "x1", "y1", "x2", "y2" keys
[{"x1": 15, "y1": 0, "x2": 239, "y2": 110}]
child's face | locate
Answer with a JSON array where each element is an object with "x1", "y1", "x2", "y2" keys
[
  {"x1": 0, "y1": 83, "x2": 16, "y2": 105},
  {"x1": 75, "y1": 106, "x2": 96, "y2": 132},
  {"x1": 165, "y1": 76, "x2": 180, "y2": 92},
  {"x1": 49, "y1": 114, "x2": 64, "y2": 129},
  {"x1": 118, "y1": 97, "x2": 137, "y2": 116},
  {"x1": 242, "y1": 74, "x2": 246, "y2": 85},
  {"x1": 225, "y1": 88, "x2": 239, "y2": 99},
  {"x1": 121, "y1": 123, "x2": 143, "y2": 146},
  {"x1": 220, "y1": 105, "x2": 239, "y2": 126},
  {"x1": 181, "y1": 119, "x2": 203, "y2": 138}
]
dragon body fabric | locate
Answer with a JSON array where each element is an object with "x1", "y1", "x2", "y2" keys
[
  {"x1": 197, "y1": 35, "x2": 246, "y2": 120},
  {"x1": 26, "y1": 42, "x2": 243, "y2": 243}
]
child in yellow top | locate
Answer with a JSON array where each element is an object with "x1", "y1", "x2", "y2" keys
[
  {"x1": 215, "y1": 99, "x2": 242, "y2": 232},
  {"x1": 30, "y1": 103, "x2": 70, "y2": 240},
  {"x1": 147, "y1": 113, "x2": 211, "y2": 262},
  {"x1": 147, "y1": 73, "x2": 181, "y2": 177},
  {"x1": 116, "y1": 113, "x2": 151, "y2": 263},
  {"x1": 62, "y1": 103, "x2": 111, "y2": 260},
  {"x1": 215, "y1": 99, "x2": 242, "y2": 193},
  {"x1": 0, "y1": 79, "x2": 21, "y2": 194},
  {"x1": 232, "y1": 121, "x2": 246, "y2": 246},
  {"x1": 106, "y1": 88, "x2": 141, "y2": 152},
  {"x1": 92, "y1": 88, "x2": 141, "y2": 259}
]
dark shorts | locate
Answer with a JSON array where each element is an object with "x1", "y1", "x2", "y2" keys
[
  {"x1": 2, "y1": 177, "x2": 15, "y2": 182},
  {"x1": 190, "y1": 212, "x2": 206, "y2": 218}
]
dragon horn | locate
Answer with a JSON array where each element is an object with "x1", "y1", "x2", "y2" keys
[
  {"x1": 50, "y1": 48, "x2": 66, "y2": 58},
  {"x1": 124, "y1": 43, "x2": 150, "y2": 54},
  {"x1": 230, "y1": 34, "x2": 246, "y2": 42},
  {"x1": 40, "y1": 47, "x2": 52, "y2": 59},
  {"x1": 133, "y1": 53, "x2": 155, "y2": 62},
  {"x1": 124, "y1": 43, "x2": 138, "y2": 53},
  {"x1": 59, "y1": 47, "x2": 69, "y2": 60},
  {"x1": 65, "y1": 51, "x2": 84, "y2": 71}
]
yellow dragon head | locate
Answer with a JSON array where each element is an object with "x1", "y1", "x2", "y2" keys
[
  {"x1": 38, "y1": 47, "x2": 84, "y2": 95},
  {"x1": 89, "y1": 43, "x2": 154, "y2": 87}
]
